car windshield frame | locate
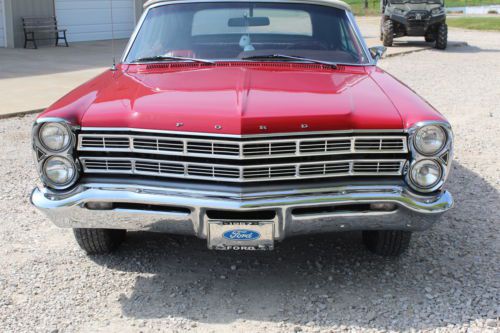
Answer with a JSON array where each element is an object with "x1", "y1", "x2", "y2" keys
[{"x1": 122, "y1": 1, "x2": 373, "y2": 66}]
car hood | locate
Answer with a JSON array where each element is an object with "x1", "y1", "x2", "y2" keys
[{"x1": 76, "y1": 64, "x2": 403, "y2": 135}]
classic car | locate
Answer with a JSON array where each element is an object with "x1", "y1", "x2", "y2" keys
[{"x1": 31, "y1": 0, "x2": 453, "y2": 256}]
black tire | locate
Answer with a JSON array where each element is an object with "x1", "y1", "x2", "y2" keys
[
  {"x1": 362, "y1": 230, "x2": 412, "y2": 256},
  {"x1": 382, "y1": 19, "x2": 394, "y2": 47},
  {"x1": 73, "y1": 228, "x2": 126, "y2": 254},
  {"x1": 435, "y1": 23, "x2": 447, "y2": 50},
  {"x1": 425, "y1": 35, "x2": 435, "y2": 43}
]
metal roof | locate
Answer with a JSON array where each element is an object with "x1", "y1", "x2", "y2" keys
[{"x1": 144, "y1": 0, "x2": 352, "y2": 12}]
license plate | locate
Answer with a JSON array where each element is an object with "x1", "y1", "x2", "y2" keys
[{"x1": 208, "y1": 221, "x2": 274, "y2": 250}]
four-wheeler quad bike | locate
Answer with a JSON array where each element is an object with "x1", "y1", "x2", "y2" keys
[{"x1": 380, "y1": 0, "x2": 448, "y2": 49}]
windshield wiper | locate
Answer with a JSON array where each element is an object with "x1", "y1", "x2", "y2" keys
[
  {"x1": 241, "y1": 54, "x2": 337, "y2": 68},
  {"x1": 130, "y1": 55, "x2": 215, "y2": 64}
]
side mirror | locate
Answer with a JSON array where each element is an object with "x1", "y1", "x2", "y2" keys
[{"x1": 369, "y1": 46, "x2": 387, "y2": 61}]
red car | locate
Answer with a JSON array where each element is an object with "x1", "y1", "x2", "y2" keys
[{"x1": 31, "y1": 0, "x2": 453, "y2": 256}]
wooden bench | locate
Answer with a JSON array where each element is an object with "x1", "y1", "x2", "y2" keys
[{"x1": 22, "y1": 17, "x2": 69, "y2": 49}]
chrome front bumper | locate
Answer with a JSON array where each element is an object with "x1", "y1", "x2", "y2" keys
[
  {"x1": 31, "y1": 182, "x2": 453, "y2": 240},
  {"x1": 31, "y1": 181, "x2": 453, "y2": 240}
]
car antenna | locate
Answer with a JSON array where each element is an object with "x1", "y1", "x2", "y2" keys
[{"x1": 110, "y1": 0, "x2": 117, "y2": 71}]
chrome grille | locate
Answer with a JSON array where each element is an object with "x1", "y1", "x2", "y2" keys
[
  {"x1": 354, "y1": 138, "x2": 405, "y2": 151},
  {"x1": 78, "y1": 134, "x2": 407, "y2": 159},
  {"x1": 299, "y1": 139, "x2": 351, "y2": 153},
  {"x1": 78, "y1": 131, "x2": 408, "y2": 183},
  {"x1": 80, "y1": 157, "x2": 406, "y2": 182},
  {"x1": 133, "y1": 137, "x2": 183, "y2": 152},
  {"x1": 80, "y1": 136, "x2": 130, "y2": 149}
]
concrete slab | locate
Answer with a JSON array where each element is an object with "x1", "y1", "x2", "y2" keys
[{"x1": 0, "y1": 40, "x2": 128, "y2": 117}]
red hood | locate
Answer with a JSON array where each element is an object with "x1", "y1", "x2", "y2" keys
[
  {"x1": 76, "y1": 64, "x2": 403, "y2": 134},
  {"x1": 40, "y1": 63, "x2": 444, "y2": 135}
]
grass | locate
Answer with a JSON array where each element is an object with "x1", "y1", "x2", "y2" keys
[
  {"x1": 345, "y1": 0, "x2": 500, "y2": 16},
  {"x1": 447, "y1": 16, "x2": 500, "y2": 30}
]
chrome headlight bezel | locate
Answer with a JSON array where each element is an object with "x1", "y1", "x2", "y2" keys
[
  {"x1": 32, "y1": 118, "x2": 80, "y2": 190},
  {"x1": 38, "y1": 122, "x2": 72, "y2": 152},
  {"x1": 409, "y1": 159, "x2": 443, "y2": 190},
  {"x1": 41, "y1": 156, "x2": 79, "y2": 189},
  {"x1": 406, "y1": 121, "x2": 453, "y2": 193},
  {"x1": 414, "y1": 124, "x2": 447, "y2": 156}
]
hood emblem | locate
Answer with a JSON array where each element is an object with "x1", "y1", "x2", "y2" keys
[
  {"x1": 215, "y1": 125, "x2": 222, "y2": 130},
  {"x1": 259, "y1": 125, "x2": 268, "y2": 131},
  {"x1": 176, "y1": 122, "x2": 184, "y2": 127},
  {"x1": 301, "y1": 124, "x2": 309, "y2": 129}
]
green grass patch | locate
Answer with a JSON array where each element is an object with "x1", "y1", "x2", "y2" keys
[
  {"x1": 345, "y1": 0, "x2": 500, "y2": 16},
  {"x1": 447, "y1": 17, "x2": 500, "y2": 30},
  {"x1": 445, "y1": 0, "x2": 500, "y2": 7}
]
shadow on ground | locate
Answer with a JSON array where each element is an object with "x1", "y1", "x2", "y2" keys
[{"x1": 91, "y1": 162, "x2": 499, "y2": 330}]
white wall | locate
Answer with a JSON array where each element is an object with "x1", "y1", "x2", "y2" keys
[
  {"x1": 55, "y1": 0, "x2": 135, "y2": 42},
  {"x1": 0, "y1": 0, "x2": 6, "y2": 47}
]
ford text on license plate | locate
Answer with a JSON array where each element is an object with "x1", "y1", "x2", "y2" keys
[{"x1": 208, "y1": 221, "x2": 274, "y2": 250}]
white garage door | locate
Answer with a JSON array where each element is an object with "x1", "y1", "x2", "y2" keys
[
  {"x1": 0, "y1": 0, "x2": 6, "y2": 47},
  {"x1": 55, "y1": 0, "x2": 135, "y2": 42}
]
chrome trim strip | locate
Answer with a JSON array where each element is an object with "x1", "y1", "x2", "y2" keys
[
  {"x1": 77, "y1": 133, "x2": 408, "y2": 159},
  {"x1": 80, "y1": 156, "x2": 406, "y2": 182},
  {"x1": 80, "y1": 127, "x2": 405, "y2": 138},
  {"x1": 346, "y1": 11, "x2": 376, "y2": 65},
  {"x1": 145, "y1": 0, "x2": 352, "y2": 11}
]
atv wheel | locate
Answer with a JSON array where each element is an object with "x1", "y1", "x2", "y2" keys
[
  {"x1": 382, "y1": 20, "x2": 394, "y2": 47},
  {"x1": 73, "y1": 228, "x2": 126, "y2": 254},
  {"x1": 362, "y1": 230, "x2": 412, "y2": 256},
  {"x1": 435, "y1": 23, "x2": 447, "y2": 49}
]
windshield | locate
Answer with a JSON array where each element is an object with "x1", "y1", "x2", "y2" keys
[{"x1": 125, "y1": 2, "x2": 369, "y2": 65}]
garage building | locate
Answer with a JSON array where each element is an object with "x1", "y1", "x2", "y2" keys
[{"x1": 0, "y1": 0, "x2": 146, "y2": 48}]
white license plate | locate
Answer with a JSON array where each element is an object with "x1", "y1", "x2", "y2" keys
[{"x1": 208, "y1": 221, "x2": 274, "y2": 250}]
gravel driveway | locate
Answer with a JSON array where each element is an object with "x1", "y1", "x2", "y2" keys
[{"x1": 1, "y1": 27, "x2": 499, "y2": 333}]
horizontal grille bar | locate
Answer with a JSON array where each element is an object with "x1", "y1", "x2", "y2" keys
[
  {"x1": 78, "y1": 134, "x2": 408, "y2": 159},
  {"x1": 80, "y1": 157, "x2": 405, "y2": 182}
]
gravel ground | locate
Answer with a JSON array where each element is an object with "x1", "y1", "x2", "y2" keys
[{"x1": 1, "y1": 27, "x2": 499, "y2": 333}]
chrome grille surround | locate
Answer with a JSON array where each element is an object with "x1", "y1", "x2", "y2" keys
[
  {"x1": 80, "y1": 157, "x2": 406, "y2": 182},
  {"x1": 78, "y1": 134, "x2": 408, "y2": 159}
]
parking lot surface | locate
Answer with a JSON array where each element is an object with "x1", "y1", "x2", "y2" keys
[{"x1": 0, "y1": 29, "x2": 499, "y2": 333}]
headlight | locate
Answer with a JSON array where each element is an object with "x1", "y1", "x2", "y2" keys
[
  {"x1": 414, "y1": 125, "x2": 446, "y2": 155},
  {"x1": 43, "y1": 156, "x2": 76, "y2": 187},
  {"x1": 39, "y1": 122, "x2": 71, "y2": 152},
  {"x1": 410, "y1": 159, "x2": 442, "y2": 189},
  {"x1": 431, "y1": 8, "x2": 443, "y2": 15}
]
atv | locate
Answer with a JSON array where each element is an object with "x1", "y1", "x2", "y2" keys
[{"x1": 380, "y1": 0, "x2": 448, "y2": 49}]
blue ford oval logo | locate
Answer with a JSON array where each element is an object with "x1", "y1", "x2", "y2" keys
[{"x1": 223, "y1": 229, "x2": 261, "y2": 241}]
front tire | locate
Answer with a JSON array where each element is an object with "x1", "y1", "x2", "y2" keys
[
  {"x1": 362, "y1": 230, "x2": 412, "y2": 256},
  {"x1": 435, "y1": 23, "x2": 447, "y2": 49},
  {"x1": 73, "y1": 228, "x2": 126, "y2": 254},
  {"x1": 382, "y1": 19, "x2": 394, "y2": 47}
]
